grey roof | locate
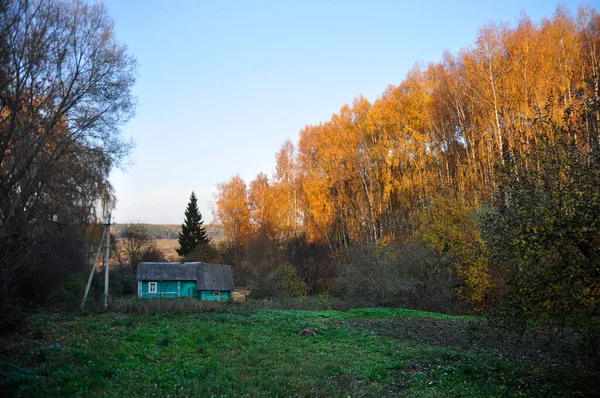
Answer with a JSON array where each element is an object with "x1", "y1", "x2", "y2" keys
[
  {"x1": 197, "y1": 263, "x2": 234, "y2": 291},
  {"x1": 136, "y1": 262, "x2": 200, "y2": 281},
  {"x1": 137, "y1": 262, "x2": 234, "y2": 291}
]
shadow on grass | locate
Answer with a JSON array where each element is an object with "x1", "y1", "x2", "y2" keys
[{"x1": 345, "y1": 317, "x2": 593, "y2": 366}]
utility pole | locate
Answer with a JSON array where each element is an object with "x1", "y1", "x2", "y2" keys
[
  {"x1": 104, "y1": 214, "x2": 111, "y2": 308},
  {"x1": 81, "y1": 223, "x2": 107, "y2": 310}
]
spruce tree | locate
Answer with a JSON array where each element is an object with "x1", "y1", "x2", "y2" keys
[{"x1": 177, "y1": 192, "x2": 209, "y2": 258}]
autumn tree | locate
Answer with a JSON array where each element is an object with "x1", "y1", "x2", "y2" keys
[
  {"x1": 177, "y1": 192, "x2": 210, "y2": 258},
  {"x1": 215, "y1": 175, "x2": 251, "y2": 261},
  {"x1": 213, "y1": 5, "x2": 600, "y2": 307},
  {"x1": 273, "y1": 140, "x2": 303, "y2": 240},
  {"x1": 246, "y1": 173, "x2": 280, "y2": 269},
  {"x1": 0, "y1": 0, "x2": 135, "y2": 306},
  {"x1": 248, "y1": 173, "x2": 276, "y2": 238}
]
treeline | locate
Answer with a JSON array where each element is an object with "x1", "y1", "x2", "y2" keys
[
  {"x1": 112, "y1": 224, "x2": 224, "y2": 241},
  {"x1": 113, "y1": 224, "x2": 180, "y2": 239},
  {"x1": 214, "y1": 6, "x2": 600, "y2": 332}
]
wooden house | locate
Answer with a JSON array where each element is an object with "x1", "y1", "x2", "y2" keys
[{"x1": 136, "y1": 262, "x2": 234, "y2": 300}]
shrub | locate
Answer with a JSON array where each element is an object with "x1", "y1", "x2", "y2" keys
[
  {"x1": 140, "y1": 246, "x2": 167, "y2": 263},
  {"x1": 46, "y1": 286, "x2": 80, "y2": 310},
  {"x1": 0, "y1": 307, "x2": 28, "y2": 335},
  {"x1": 108, "y1": 297, "x2": 229, "y2": 315},
  {"x1": 420, "y1": 196, "x2": 492, "y2": 309},
  {"x1": 481, "y1": 107, "x2": 600, "y2": 358},
  {"x1": 109, "y1": 266, "x2": 138, "y2": 297},
  {"x1": 251, "y1": 264, "x2": 307, "y2": 299},
  {"x1": 244, "y1": 295, "x2": 350, "y2": 311},
  {"x1": 183, "y1": 243, "x2": 221, "y2": 263},
  {"x1": 335, "y1": 243, "x2": 464, "y2": 313}
]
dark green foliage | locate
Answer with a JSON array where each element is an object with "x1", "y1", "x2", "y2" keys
[
  {"x1": 335, "y1": 243, "x2": 464, "y2": 313},
  {"x1": 285, "y1": 235, "x2": 335, "y2": 295},
  {"x1": 481, "y1": 107, "x2": 600, "y2": 344},
  {"x1": 109, "y1": 266, "x2": 138, "y2": 297},
  {"x1": 0, "y1": 307, "x2": 28, "y2": 335},
  {"x1": 14, "y1": 222, "x2": 91, "y2": 307},
  {"x1": 183, "y1": 242, "x2": 221, "y2": 263},
  {"x1": 157, "y1": 336, "x2": 171, "y2": 347},
  {"x1": 0, "y1": 360, "x2": 37, "y2": 393},
  {"x1": 177, "y1": 192, "x2": 210, "y2": 258},
  {"x1": 45, "y1": 272, "x2": 92, "y2": 311},
  {"x1": 251, "y1": 264, "x2": 308, "y2": 299}
]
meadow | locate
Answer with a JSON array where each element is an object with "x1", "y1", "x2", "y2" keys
[
  {"x1": 155, "y1": 239, "x2": 180, "y2": 261},
  {"x1": 1, "y1": 305, "x2": 597, "y2": 397}
]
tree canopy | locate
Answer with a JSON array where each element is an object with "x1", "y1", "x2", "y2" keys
[
  {"x1": 213, "y1": 5, "x2": 600, "y2": 330},
  {"x1": 0, "y1": 0, "x2": 136, "y2": 306}
]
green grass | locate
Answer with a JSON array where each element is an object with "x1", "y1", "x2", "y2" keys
[{"x1": 1, "y1": 307, "x2": 597, "y2": 397}]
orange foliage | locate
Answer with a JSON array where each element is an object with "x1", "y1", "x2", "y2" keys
[{"x1": 214, "y1": 6, "x2": 600, "y2": 255}]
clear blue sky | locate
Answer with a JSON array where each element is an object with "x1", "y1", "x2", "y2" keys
[{"x1": 105, "y1": 0, "x2": 588, "y2": 224}]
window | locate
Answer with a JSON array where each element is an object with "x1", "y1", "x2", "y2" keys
[
  {"x1": 149, "y1": 282, "x2": 157, "y2": 293},
  {"x1": 213, "y1": 291, "x2": 220, "y2": 296}
]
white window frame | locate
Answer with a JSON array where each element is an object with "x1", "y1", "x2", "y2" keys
[
  {"x1": 149, "y1": 282, "x2": 157, "y2": 293},
  {"x1": 213, "y1": 291, "x2": 221, "y2": 296}
]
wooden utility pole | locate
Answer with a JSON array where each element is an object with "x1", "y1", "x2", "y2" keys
[
  {"x1": 80, "y1": 223, "x2": 107, "y2": 310},
  {"x1": 104, "y1": 214, "x2": 111, "y2": 308}
]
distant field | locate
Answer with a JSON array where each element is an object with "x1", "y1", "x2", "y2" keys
[
  {"x1": 155, "y1": 239, "x2": 180, "y2": 261},
  {"x1": 112, "y1": 224, "x2": 224, "y2": 242},
  {"x1": 112, "y1": 224, "x2": 225, "y2": 261},
  {"x1": 1, "y1": 307, "x2": 597, "y2": 397}
]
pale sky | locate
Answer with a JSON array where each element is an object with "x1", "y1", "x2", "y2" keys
[{"x1": 105, "y1": 0, "x2": 588, "y2": 224}]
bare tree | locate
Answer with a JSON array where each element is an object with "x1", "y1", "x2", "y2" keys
[
  {"x1": 0, "y1": 0, "x2": 136, "y2": 306},
  {"x1": 120, "y1": 224, "x2": 155, "y2": 274}
]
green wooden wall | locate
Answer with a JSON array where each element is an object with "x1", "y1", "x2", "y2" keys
[
  {"x1": 138, "y1": 281, "x2": 231, "y2": 300},
  {"x1": 138, "y1": 281, "x2": 198, "y2": 298},
  {"x1": 200, "y1": 291, "x2": 232, "y2": 301},
  {"x1": 180, "y1": 281, "x2": 198, "y2": 297}
]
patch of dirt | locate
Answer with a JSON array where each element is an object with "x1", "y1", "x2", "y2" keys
[
  {"x1": 344, "y1": 317, "x2": 588, "y2": 365},
  {"x1": 299, "y1": 327, "x2": 320, "y2": 336}
]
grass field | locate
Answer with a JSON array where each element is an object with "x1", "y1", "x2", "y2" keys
[
  {"x1": 1, "y1": 307, "x2": 597, "y2": 397},
  {"x1": 155, "y1": 239, "x2": 180, "y2": 261}
]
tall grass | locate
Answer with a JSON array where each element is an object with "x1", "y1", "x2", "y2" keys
[
  {"x1": 107, "y1": 297, "x2": 226, "y2": 315},
  {"x1": 106, "y1": 295, "x2": 353, "y2": 315}
]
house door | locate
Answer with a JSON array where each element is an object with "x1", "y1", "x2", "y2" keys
[{"x1": 188, "y1": 287, "x2": 194, "y2": 297}]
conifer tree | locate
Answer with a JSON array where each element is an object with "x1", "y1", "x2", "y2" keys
[{"x1": 177, "y1": 192, "x2": 209, "y2": 258}]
